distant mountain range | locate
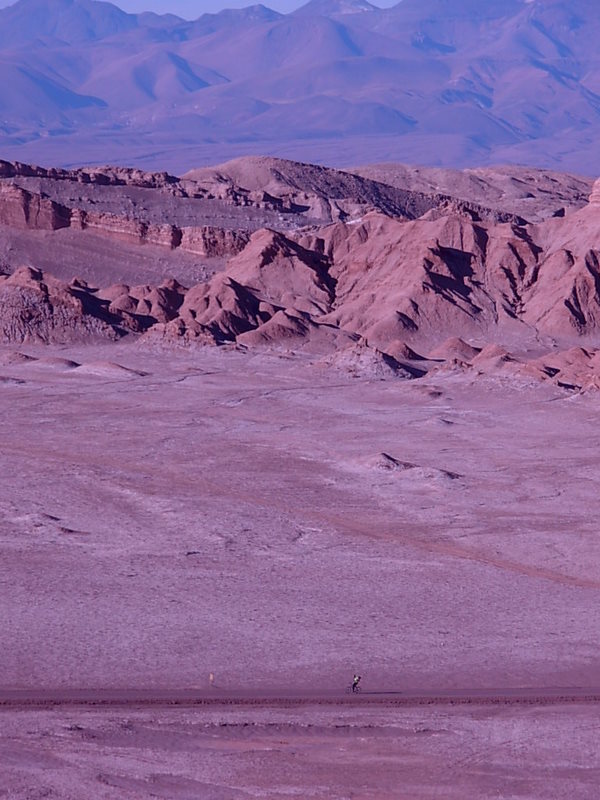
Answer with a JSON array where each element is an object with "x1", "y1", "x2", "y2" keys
[{"x1": 0, "y1": 0, "x2": 599, "y2": 174}]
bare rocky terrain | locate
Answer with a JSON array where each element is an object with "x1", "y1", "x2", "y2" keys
[
  {"x1": 3, "y1": 702, "x2": 599, "y2": 799},
  {"x1": 2, "y1": 155, "x2": 600, "y2": 798},
  {"x1": 0, "y1": 155, "x2": 599, "y2": 390}
]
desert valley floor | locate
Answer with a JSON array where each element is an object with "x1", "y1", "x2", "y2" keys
[{"x1": 1, "y1": 341, "x2": 600, "y2": 798}]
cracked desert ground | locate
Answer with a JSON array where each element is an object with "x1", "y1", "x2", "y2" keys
[{"x1": 2, "y1": 342, "x2": 600, "y2": 799}]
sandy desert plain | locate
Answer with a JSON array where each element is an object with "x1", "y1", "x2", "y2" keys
[{"x1": 1, "y1": 157, "x2": 600, "y2": 798}]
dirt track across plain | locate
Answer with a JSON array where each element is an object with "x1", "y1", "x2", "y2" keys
[{"x1": 3, "y1": 687, "x2": 600, "y2": 710}]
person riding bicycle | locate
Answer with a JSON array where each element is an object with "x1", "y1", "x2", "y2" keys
[{"x1": 352, "y1": 674, "x2": 362, "y2": 693}]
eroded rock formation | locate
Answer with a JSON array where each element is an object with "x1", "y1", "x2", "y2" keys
[{"x1": 2, "y1": 157, "x2": 600, "y2": 390}]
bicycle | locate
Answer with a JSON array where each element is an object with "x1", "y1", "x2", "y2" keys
[{"x1": 345, "y1": 683, "x2": 362, "y2": 694}]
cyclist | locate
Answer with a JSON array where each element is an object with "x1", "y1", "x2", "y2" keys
[{"x1": 352, "y1": 674, "x2": 362, "y2": 693}]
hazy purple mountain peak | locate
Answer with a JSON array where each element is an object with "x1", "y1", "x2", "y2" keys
[
  {"x1": 0, "y1": 0, "x2": 138, "y2": 46},
  {"x1": 294, "y1": 0, "x2": 378, "y2": 16},
  {"x1": 0, "y1": 0, "x2": 600, "y2": 175},
  {"x1": 136, "y1": 10, "x2": 186, "y2": 28},
  {"x1": 200, "y1": 4, "x2": 283, "y2": 23}
]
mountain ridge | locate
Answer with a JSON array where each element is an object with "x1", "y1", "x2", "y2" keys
[{"x1": 0, "y1": 0, "x2": 599, "y2": 173}]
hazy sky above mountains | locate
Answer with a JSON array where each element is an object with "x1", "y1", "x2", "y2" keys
[{"x1": 0, "y1": 0, "x2": 398, "y2": 13}]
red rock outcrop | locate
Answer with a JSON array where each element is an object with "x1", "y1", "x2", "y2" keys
[
  {"x1": 0, "y1": 185, "x2": 71, "y2": 231},
  {"x1": 179, "y1": 227, "x2": 249, "y2": 257},
  {"x1": 0, "y1": 267, "x2": 117, "y2": 344},
  {"x1": 70, "y1": 209, "x2": 182, "y2": 248},
  {"x1": 135, "y1": 181, "x2": 600, "y2": 357},
  {"x1": 226, "y1": 229, "x2": 335, "y2": 316},
  {"x1": 75, "y1": 212, "x2": 248, "y2": 256},
  {"x1": 0, "y1": 159, "x2": 178, "y2": 189},
  {"x1": 589, "y1": 178, "x2": 600, "y2": 206}
]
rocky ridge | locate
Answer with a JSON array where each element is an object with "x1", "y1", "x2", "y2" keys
[
  {"x1": 182, "y1": 157, "x2": 526, "y2": 226},
  {"x1": 2, "y1": 158, "x2": 600, "y2": 391},
  {"x1": 0, "y1": 155, "x2": 545, "y2": 288}
]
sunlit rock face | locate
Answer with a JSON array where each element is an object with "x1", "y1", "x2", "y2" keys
[{"x1": 589, "y1": 178, "x2": 600, "y2": 205}]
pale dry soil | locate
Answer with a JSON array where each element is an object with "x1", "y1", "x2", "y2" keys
[
  {"x1": 1, "y1": 341, "x2": 600, "y2": 797},
  {"x1": 2, "y1": 703, "x2": 599, "y2": 799}
]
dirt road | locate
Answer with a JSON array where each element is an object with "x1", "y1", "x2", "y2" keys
[{"x1": 2, "y1": 686, "x2": 600, "y2": 709}]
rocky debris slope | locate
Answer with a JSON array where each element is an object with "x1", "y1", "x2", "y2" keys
[
  {"x1": 317, "y1": 342, "x2": 420, "y2": 380},
  {"x1": 0, "y1": 266, "x2": 192, "y2": 344},
  {"x1": 423, "y1": 338, "x2": 600, "y2": 393},
  {"x1": 183, "y1": 156, "x2": 525, "y2": 226},
  {"x1": 352, "y1": 164, "x2": 593, "y2": 224}
]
